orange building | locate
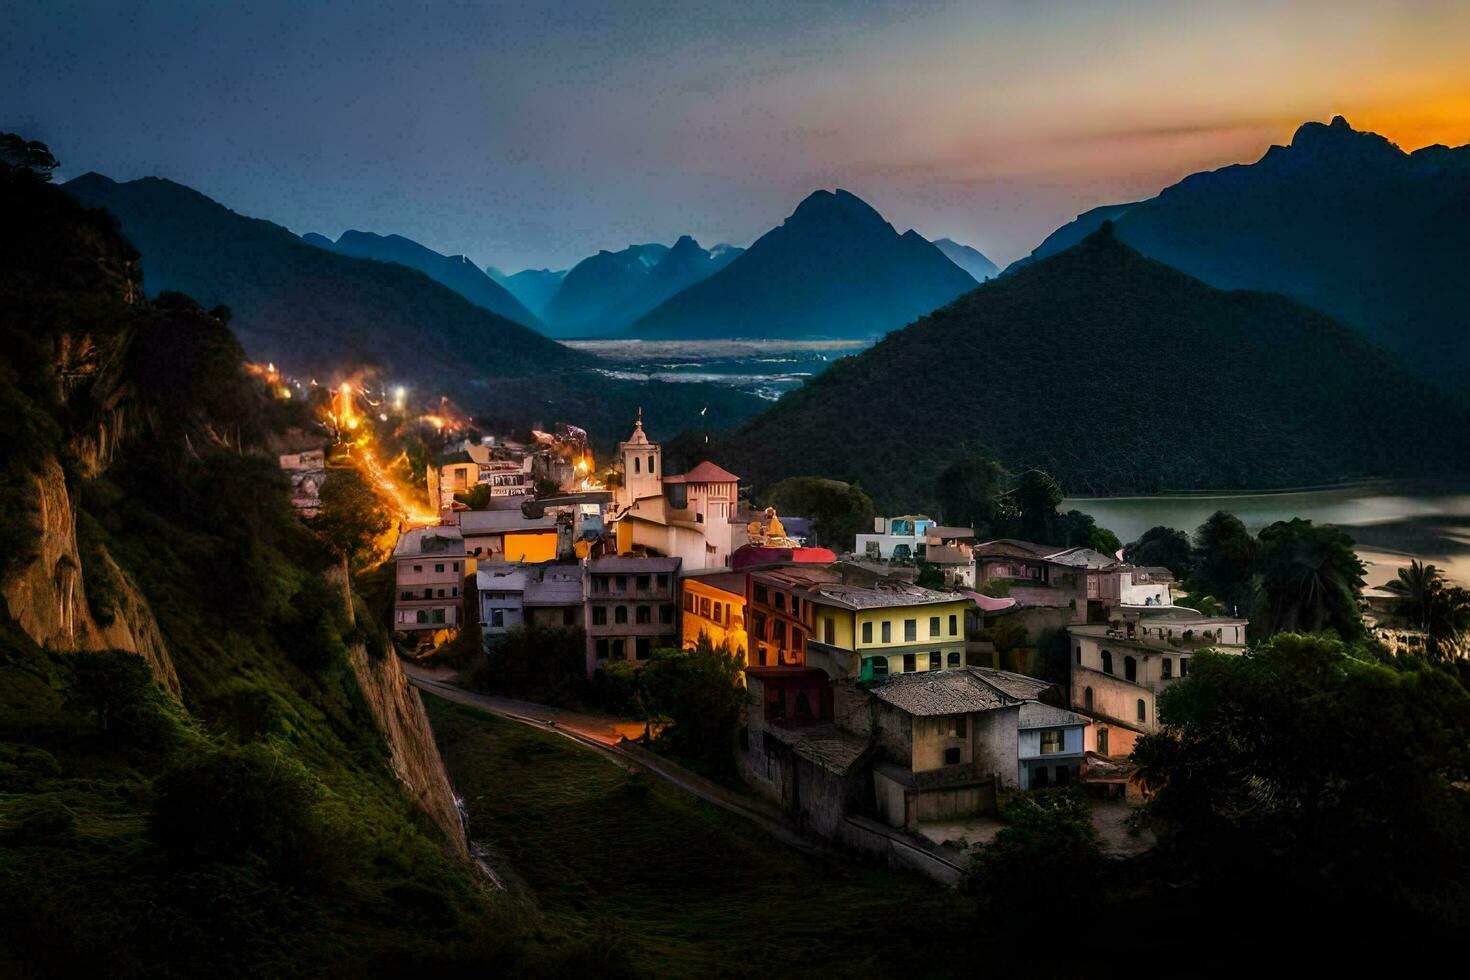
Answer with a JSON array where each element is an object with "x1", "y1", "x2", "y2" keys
[{"x1": 680, "y1": 571, "x2": 748, "y2": 658}]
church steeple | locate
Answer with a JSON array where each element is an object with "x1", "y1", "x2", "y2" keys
[{"x1": 615, "y1": 409, "x2": 661, "y2": 508}]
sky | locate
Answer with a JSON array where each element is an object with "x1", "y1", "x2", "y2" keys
[{"x1": 4, "y1": 1, "x2": 1469, "y2": 271}]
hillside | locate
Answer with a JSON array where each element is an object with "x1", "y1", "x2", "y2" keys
[
  {"x1": 488, "y1": 266, "x2": 566, "y2": 318},
  {"x1": 626, "y1": 189, "x2": 977, "y2": 340},
  {"x1": 63, "y1": 173, "x2": 584, "y2": 386},
  {"x1": 540, "y1": 238, "x2": 740, "y2": 338},
  {"x1": 1009, "y1": 117, "x2": 1470, "y2": 391},
  {"x1": 714, "y1": 225, "x2": 1470, "y2": 507},
  {"x1": 307, "y1": 229, "x2": 542, "y2": 329},
  {"x1": 933, "y1": 238, "x2": 999, "y2": 281}
]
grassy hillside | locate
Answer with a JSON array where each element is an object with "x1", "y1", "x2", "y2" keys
[{"x1": 713, "y1": 225, "x2": 1470, "y2": 508}]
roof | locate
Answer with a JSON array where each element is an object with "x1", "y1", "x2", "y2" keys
[
  {"x1": 973, "y1": 539, "x2": 1056, "y2": 559},
  {"x1": 1134, "y1": 606, "x2": 1247, "y2": 626},
  {"x1": 393, "y1": 525, "x2": 465, "y2": 559},
  {"x1": 1044, "y1": 547, "x2": 1121, "y2": 569},
  {"x1": 925, "y1": 526, "x2": 976, "y2": 541},
  {"x1": 435, "y1": 450, "x2": 476, "y2": 466},
  {"x1": 475, "y1": 564, "x2": 528, "y2": 592},
  {"x1": 456, "y1": 510, "x2": 559, "y2": 535},
  {"x1": 731, "y1": 545, "x2": 837, "y2": 570},
  {"x1": 587, "y1": 555, "x2": 682, "y2": 573},
  {"x1": 683, "y1": 570, "x2": 747, "y2": 597},
  {"x1": 804, "y1": 579, "x2": 961, "y2": 611},
  {"x1": 870, "y1": 668, "x2": 1021, "y2": 716},
  {"x1": 523, "y1": 563, "x2": 584, "y2": 605},
  {"x1": 1135, "y1": 566, "x2": 1177, "y2": 581},
  {"x1": 966, "y1": 666, "x2": 1053, "y2": 701},
  {"x1": 661, "y1": 460, "x2": 740, "y2": 484},
  {"x1": 1019, "y1": 701, "x2": 1091, "y2": 730},
  {"x1": 762, "y1": 723, "x2": 871, "y2": 775},
  {"x1": 924, "y1": 545, "x2": 972, "y2": 566},
  {"x1": 960, "y1": 590, "x2": 1018, "y2": 612}
]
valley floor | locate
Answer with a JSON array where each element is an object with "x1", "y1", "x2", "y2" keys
[{"x1": 424, "y1": 695, "x2": 984, "y2": 977}]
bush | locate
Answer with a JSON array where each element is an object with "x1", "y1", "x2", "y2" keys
[
  {"x1": 274, "y1": 574, "x2": 349, "y2": 673},
  {"x1": 5, "y1": 794, "x2": 77, "y2": 842},
  {"x1": 964, "y1": 788, "x2": 1101, "y2": 916},
  {"x1": 65, "y1": 649, "x2": 180, "y2": 749},
  {"x1": 640, "y1": 636, "x2": 745, "y2": 779},
  {"x1": 472, "y1": 625, "x2": 586, "y2": 707},
  {"x1": 591, "y1": 661, "x2": 642, "y2": 717}
]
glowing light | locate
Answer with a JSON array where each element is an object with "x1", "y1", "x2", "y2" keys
[{"x1": 392, "y1": 385, "x2": 407, "y2": 411}]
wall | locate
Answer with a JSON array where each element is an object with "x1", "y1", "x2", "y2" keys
[
  {"x1": 1018, "y1": 724, "x2": 1085, "y2": 759},
  {"x1": 503, "y1": 532, "x2": 556, "y2": 563},
  {"x1": 972, "y1": 706, "x2": 1020, "y2": 788},
  {"x1": 1072, "y1": 662, "x2": 1156, "y2": 731},
  {"x1": 680, "y1": 579, "x2": 747, "y2": 658}
]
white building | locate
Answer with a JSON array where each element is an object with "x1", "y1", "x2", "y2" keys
[
  {"x1": 856, "y1": 516, "x2": 936, "y2": 561},
  {"x1": 476, "y1": 563, "x2": 528, "y2": 638},
  {"x1": 1119, "y1": 566, "x2": 1175, "y2": 607}
]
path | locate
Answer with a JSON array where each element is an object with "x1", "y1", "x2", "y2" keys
[{"x1": 403, "y1": 664, "x2": 821, "y2": 854}]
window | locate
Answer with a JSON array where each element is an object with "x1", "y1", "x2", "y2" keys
[
  {"x1": 684, "y1": 592, "x2": 694, "y2": 612},
  {"x1": 793, "y1": 632, "x2": 804, "y2": 652},
  {"x1": 862, "y1": 622, "x2": 873, "y2": 644},
  {"x1": 633, "y1": 457, "x2": 641, "y2": 474},
  {"x1": 615, "y1": 606, "x2": 628, "y2": 624},
  {"x1": 791, "y1": 596, "x2": 801, "y2": 616},
  {"x1": 435, "y1": 563, "x2": 445, "y2": 573},
  {"x1": 928, "y1": 652, "x2": 941, "y2": 670},
  {"x1": 929, "y1": 616, "x2": 940, "y2": 638},
  {"x1": 1097, "y1": 728, "x2": 1109, "y2": 755},
  {"x1": 1162, "y1": 657, "x2": 1173, "y2": 679},
  {"x1": 636, "y1": 638, "x2": 651, "y2": 660},
  {"x1": 647, "y1": 454, "x2": 655, "y2": 474},
  {"x1": 413, "y1": 564, "x2": 422, "y2": 572},
  {"x1": 1124, "y1": 656, "x2": 1137, "y2": 682},
  {"x1": 432, "y1": 608, "x2": 445, "y2": 623},
  {"x1": 949, "y1": 614, "x2": 958, "y2": 636},
  {"x1": 616, "y1": 575, "x2": 627, "y2": 591},
  {"x1": 492, "y1": 610, "x2": 504, "y2": 627},
  {"x1": 774, "y1": 622, "x2": 786, "y2": 648},
  {"x1": 868, "y1": 657, "x2": 889, "y2": 677},
  {"x1": 1101, "y1": 650, "x2": 1114, "y2": 675},
  {"x1": 1084, "y1": 686, "x2": 1094, "y2": 710},
  {"x1": 416, "y1": 609, "x2": 428, "y2": 624},
  {"x1": 754, "y1": 583, "x2": 769, "y2": 603},
  {"x1": 592, "y1": 607, "x2": 607, "y2": 626},
  {"x1": 943, "y1": 747, "x2": 961, "y2": 766},
  {"x1": 1180, "y1": 658, "x2": 1190, "y2": 677},
  {"x1": 661, "y1": 605, "x2": 675, "y2": 624},
  {"x1": 400, "y1": 591, "x2": 413, "y2": 601},
  {"x1": 1137, "y1": 699, "x2": 1147, "y2": 722},
  {"x1": 712, "y1": 603, "x2": 722, "y2": 624},
  {"x1": 452, "y1": 562, "x2": 460, "y2": 572},
  {"x1": 563, "y1": 608, "x2": 575, "y2": 627},
  {"x1": 881, "y1": 621, "x2": 891, "y2": 643},
  {"x1": 636, "y1": 575, "x2": 650, "y2": 591},
  {"x1": 611, "y1": 639, "x2": 625, "y2": 660},
  {"x1": 436, "y1": 589, "x2": 445, "y2": 598},
  {"x1": 596, "y1": 639, "x2": 610, "y2": 659},
  {"x1": 594, "y1": 577, "x2": 609, "y2": 594},
  {"x1": 699, "y1": 597, "x2": 711, "y2": 618},
  {"x1": 636, "y1": 606, "x2": 651, "y2": 624},
  {"x1": 657, "y1": 574, "x2": 668, "y2": 589},
  {"x1": 947, "y1": 651, "x2": 960, "y2": 667},
  {"x1": 1075, "y1": 646, "x2": 1081, "y2": 664},
  {"x1": 823, "y1": 618, "x2": 835, "y2": 644},
  {"x1": 903, "y1": 653, "x2": 916, "y2": 672},
  {"x1": 904, "y1": 619, "x2": 917, "y2": 642},
  {"x1": 1040, "y1": 729, "x2": 1064, "y2": 754},
  {"x1": 775, "y1": 591, "x2": 786, "y2": 611}
]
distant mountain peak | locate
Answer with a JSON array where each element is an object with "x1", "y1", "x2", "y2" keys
[
  {"x1": 787, "y1": 188, "x2": 888, "y2": 230},
  {"x1": 1288, "y1": 115, "x2": 1403, "y2": 164}
]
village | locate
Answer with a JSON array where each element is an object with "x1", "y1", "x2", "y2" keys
[{"x1": 276, "y1": 392, "x2": 1269, "y2": 881}]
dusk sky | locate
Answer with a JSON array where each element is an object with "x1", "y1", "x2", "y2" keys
[{"x1": 5, "y1": 0, "x2": 1469, "y2": 271}]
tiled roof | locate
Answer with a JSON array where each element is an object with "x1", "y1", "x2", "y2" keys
[
  {"x1": 661, "y1": 460, "x2": 740, "y2": 484},
  {"x1": 1044, "y1": 547, "x2": 1121, "y2": 569},
  {"x1": 924, "y1": 545, "x2": 972, "y2": 566},
  {"x1": 587, "y1": 555, "x2": 682, "y2": 573},
  {"x1": 392, "y1": 525, "x2": 465, "y2": 559},
  {"x1": 967, "y1": 666, "x2": 1053, "y2": 701},
  {"x1": 763, "y1": 723, "x2": 871, "y2": 775},
  {"x1": 973, "y1": 538, "x2": 1055, "y2": 558},
  {"x1": 870, "y1": 670, "x2": 1019, "y2": 716},
  {"x1": 1019, "y1": 701, "x2": 1091, "y2": 730},
  {"x1": 523, "y1": 563, "x2": 584, "y2": 605},
  {"x1": 805, "y1": 580, "x2": 960, "y2": 611}
]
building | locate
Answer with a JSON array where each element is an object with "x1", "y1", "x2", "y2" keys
[
  {"x1": 392, "y1": 526, "x2": 466, "y2": 633},
  {"x1": 521, "y1": 562, "x2": 584, "y2": 628},
  {"x1": 427, "y1": 443, "x2": 534, "y2": 511},
  {"x1": 801, "y1": 578, "x2": 972, "y2": 682},
  {"x1": 1017, "y1": 701, "x2": 1090, "y2": 789},
  {"x1": 278, "y1": 448, "x2": 326, "y2": 517},
  {"x1": 923, "y1": 544, "x2": 976, "y2": 589},
  {"x1": 973, "y1": 539, "x2": 1089, "y2": 626},
  {"x1": 680, "y1": 570, "x2": 748, "y2": 656},
  {"x1": 609, "y1": 414, "x2": 740, "y2": 570},
  {"x1": 454, "y1": 508, "x2": 560, "y2": 563},
  {"x1": 1120, "y1": 566, "x2": 1175, "y2": 607},
  {"x1": 855, "y1": 515, "x2": 936, "y2": 561},
  {"x1": 1069, "y1": 606, "x2": 1248, "y2": 757},
  {"x1": 583, "y1": 555, "x2": 681, "y2": 676},
  {"x1": 1044, "y1": 547, "x2": 1124, "y2": 614},
  {"x1": 476, "y1": 563, "x2": 527, "y2": 638}
]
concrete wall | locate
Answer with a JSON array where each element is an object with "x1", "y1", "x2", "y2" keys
[
  {"x1": 973, "y1": 706, "x2": 1020, "y2": 789},
  {"x1": 1018, "y1": 723, "x2": 1085, "y2": 758},
  {"x1": 1072, "y1": 663, "x2": 1156, "y2": 731}
]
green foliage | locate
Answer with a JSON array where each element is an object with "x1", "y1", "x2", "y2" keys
[
  {"x1": 65, "y1": 650, "x2": 181, "y2": 748},
  {"x1": 309, "y1": 468, "x2": 392, "y2": 568},
  {"x1": 988, "y1": 617, "x2": 1028, "y2": 656},
  {"x1": 273, "y1": 573, "x2": 350, "y2": 673},
  {"x1": 1253, "y1": 518, "x2": 1364, "y2": 638},
  {"x1": 454, "y1": 483, "x2": 496, "y2": 510},
  {"x1": 639, "y1": 636, "x2": 746, "y2": 779},
  {"x1": 591, "y1": 660, "x2": 642, "y2": 717},
  {"x1": 964, "y1": 788, "x2": 1101, "y2": 916},
  {"x1": 762, "y1": 476, "x2": 875, "y2": 551},
  {"x1": 1013, "y1": 469, "x2": 1063, "y2": 543},
  {"x1": 1056, "y1": 508, "x2": 1120, "y2": 553},
  {"x1": 1134, "y1": 633, "x2": 1470, "y2": 926},
  {"x1": 1124, "y1": 525, "x2": 1193, "y2": 579},
  {"x1": 914, "y1": 561, "x2": 945, "y2": 589},
  {"x1": 1381, "y1": 560, "x2": 1470, "y2": 659},
  {"x1": 1190, "y1": 510, "x2": 1257, "y2": 616},
  {"x1": 935, "y1": 455, "x2": 1006, "y2": 534},
  {"x1": 4, "y1": 794, "x2": 77, "y2": 842},
  {"x1": 0, "y1": 132, "x2": 60, "y2": 179},
  {"x1": 474, "y1": 624, "x2": 587, "y2": 709}
]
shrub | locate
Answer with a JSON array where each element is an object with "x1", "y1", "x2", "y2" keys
[
  {"x1": 964, "y1": 788, "x2": 1101, "y2": 917},
  {"x1": 5, "y1": 794, "x2": 77, "y2": 842},
  {"x1": 65, "y1": 649, "x2": 179, "y2": 748}
]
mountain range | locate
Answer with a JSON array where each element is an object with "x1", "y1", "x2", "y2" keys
[
  {"x1": 1007, "y1": 116, "x2": 1470, "y2": 391},
  {"x1": 303, "y1": 229, "x2": 541, "y2": 329},
  {"x1": 714, "y1": 224, "x2": 1470, "y2": 506},
  {"x1": 626, "y1": 189, "x2": 979, "y2": 340},
  {"x1": 537, "y1": 237, "x2": 743, "y2": 337},
  {"x1": 64, "y1": 173, "x2": 581, "y2": 386},
  {"x1": 932, "y1": 238, "x2": 999, "y2": 281},
  {"x1": 486, "y1": 266, "x2": 567, "y2": 319}
]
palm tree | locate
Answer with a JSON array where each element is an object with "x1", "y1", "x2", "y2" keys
[
  {"x1": 1381, "y1": 559, "x2": 1442, "y2": 636},
  {"x1": 1255, "y1": 519, "x2": 1366, "y2": 638}
]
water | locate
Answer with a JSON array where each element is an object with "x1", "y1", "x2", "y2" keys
[
  {"x1": 562, "y1": 338, "x2": 871, "y2": 401},
  {"x1": 1066, "y1": 482, "x2": 1470, "y2": 588}
]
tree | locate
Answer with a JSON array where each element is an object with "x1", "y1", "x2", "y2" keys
[
  {"x1": 1253, "y1": 518, "x2": 1364, "y2": 638},
  {"x1": 915, "y1": 562, "x2": 945, "y2": 589},
  {"x1": 935, "y1": 456, "x2": 1004, "y2": 535},
  {"x1": 66, "y1": 649, "x2": 176, "y2": 745},
  {"x1": 764, "y1": 476, "x2": 874, "y2": 551},
  {"x1": 0, "y1": 133, "x2": 59, "y2": 180},
  {"x1": 1382, "y1": 560, "x2": 1470, "y2": 659},
  {"x1": 309, "y1": 469, "x2": 392, "y2": 568},
  {"x1": 1133, "y1": 633, "x2": 1470, "y2": 925},
  {"x1": 1191, "y1": 510, "x2": 1257, "y2": 616},
  {"x1": 1055, "y1": 509, "x2": 1120, "y2": 554},
  {"x1": 454, "y1": 484, "x2": 495, "y2": 510},
  {"x1": 964, "y1": 788, "x2": 1101, "y2": 918},
  {"x1": 1124, "y1": 526, "x2": 1192, "y2": 580},
  {"x1": 1012, "y1": 469, "x2": 1063, "y2": 544},
  {"x1": 639, "y1": 635, "x2": 745, "y2": 779}
]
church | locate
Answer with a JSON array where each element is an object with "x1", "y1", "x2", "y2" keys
[{"x1": 609, "y1": 413, "x2": 741, "y2": 570}]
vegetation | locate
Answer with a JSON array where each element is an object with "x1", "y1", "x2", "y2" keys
[
  {"x1": 639, "y1": 636, "x2": 746, "y2": 780},
  {"x1": 762, "y1": 475, "x2": 875, "y2": 549},
  {"x1": 1133, "y1": 633, "x2": 1470, "y2": 932},
  {"x1": 713, "y1": 226, "x2": 1470, "y2": 506},
  {"x1": 963, "y1": 789, "x2": 1101, "y2": 918},
  {"x1": 1253, "y1": 518, "x2": 1365, "y2": 638},
  {"x1": 1123, "y1": 525, "x2": 1193, "y2": 579},
  {"x1": 1382, "y1": 560, "x2": 1470, "y2": 659},
  {"x1": 473, "y1": 624, "x2": 588, "y2": 709},
  {"x1": 309, "y1": 468, "x2": 393, "y2": 570}
]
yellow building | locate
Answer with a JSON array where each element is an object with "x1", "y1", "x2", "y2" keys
[
  {"x1": 680, "y1": 571, "x2": 748, "y2": 659},
  {"x1": 803, "y1": 581, "x2": 971, "y2": 681}
]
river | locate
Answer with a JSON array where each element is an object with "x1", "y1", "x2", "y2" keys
[
  {"x1": 563, "y1": 338, "x2": 871, "y2": 401},
  {"x1": 1066, "y1": 482, "x2": 1470, "y2": 588}
]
